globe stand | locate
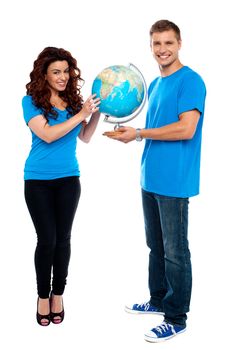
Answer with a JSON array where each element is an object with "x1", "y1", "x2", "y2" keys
[
  {"x1": 114, "y1": 123, "x2": 122, "y2": 130},
  {"x1": 103, "y1": 63, "x2": 147, "y2": 130},
  {"x1": 104, "y1": 120, "x2": 122, "y2": 130}
]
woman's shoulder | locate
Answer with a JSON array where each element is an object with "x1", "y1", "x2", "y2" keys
[
  {"x1": 22, "y1": 95, "x2": 43, "y2": 121},
  {"x1": 22, "y1": 95, "x2": 34, "y2": 107}
]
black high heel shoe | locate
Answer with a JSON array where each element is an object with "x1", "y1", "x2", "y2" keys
[
  {"x1": 50, "y1": 293, "x2": 65, "y2": 324},
  {"x1": 36, "y1": 297, "x2": 50, "y2": 326}
]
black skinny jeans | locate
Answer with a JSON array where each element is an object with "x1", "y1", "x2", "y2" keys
[{"x1": 24, "y1": 176, "x2": 81, "y2": 298}]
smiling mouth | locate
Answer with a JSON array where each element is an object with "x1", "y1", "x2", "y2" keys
[{"x1": 158, "y1": 55, "x2": 170, "y2": 59}]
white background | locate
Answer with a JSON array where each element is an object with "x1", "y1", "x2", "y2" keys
[{"x1": 0, "y1": 0, "x2": 232, "y2": 348}]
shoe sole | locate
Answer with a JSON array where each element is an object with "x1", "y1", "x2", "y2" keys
[
  {"x1": 124, "y1": 305, "x2": 164, "y2": 315},
  {"x1": 144, "y1": 328, "x2": 186, "y2": 343}
]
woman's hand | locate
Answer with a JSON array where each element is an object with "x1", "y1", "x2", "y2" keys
[
  {"x1": 80, "y1": 94, "x2": 100, "y2": 120},
  {"x1": 79, "y1": 108, "x2": 101, "y2": 143}
]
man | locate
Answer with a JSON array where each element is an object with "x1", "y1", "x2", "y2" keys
[{"x1": 104, "y1": 20, "x2": 206, "y2": 342}]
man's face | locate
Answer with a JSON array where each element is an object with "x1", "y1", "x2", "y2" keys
[{"x1": 150, "y1": 30, "x2": 181, "y2": 69}]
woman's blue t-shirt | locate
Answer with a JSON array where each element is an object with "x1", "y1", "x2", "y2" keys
[
  {"x1": 22, "y1": 95, "x2": 82, "y2": 180},
  {"x1": 141, "y1": 66, "x2": 206, "y2": 198}
]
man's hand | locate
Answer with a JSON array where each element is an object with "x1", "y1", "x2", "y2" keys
[{"x1": 103, "y1": 126, "x2": 136, "y2": 143}]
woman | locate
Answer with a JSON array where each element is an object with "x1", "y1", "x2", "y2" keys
[{"x1": 22, "y1": 47, "x2": 100, "y2": 326}]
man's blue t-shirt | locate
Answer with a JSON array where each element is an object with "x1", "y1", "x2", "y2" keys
[
  {"x1": 22, "y1": 95, "x2": 82, "y2": 180},
  {"x1": 141, "y1": 66, "x2": 206, "y2": 198}
]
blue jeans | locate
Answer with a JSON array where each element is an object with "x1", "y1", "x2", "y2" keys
[{"x1": 141, "y1": 189, "x2": 192, "y2": 326}]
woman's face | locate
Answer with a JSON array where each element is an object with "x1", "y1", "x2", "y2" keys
[{"x1": 45, "y1": 60, "x2": 70, "y2": 93}]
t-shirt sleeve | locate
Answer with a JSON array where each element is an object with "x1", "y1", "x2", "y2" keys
[
  {"x1": 178, "y1": 73, "x2": 206, "y2": 116},
  {"x1": 22, "y1": 95, "x2": 43, "y2": 124}
]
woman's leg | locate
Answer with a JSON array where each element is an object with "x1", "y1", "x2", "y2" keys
[
  {"x1": 24, "y1": 180, "x2": 57, "y2": 299},
  {"x1": 48, "y1": 176, "x2": 80, "y2": 322},
  {"x1": 52, "y1": 176, "x2": 81, "y2": 295}
]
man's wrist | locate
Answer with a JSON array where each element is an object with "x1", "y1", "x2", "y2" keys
[{"x1": 135, "y1": 128, "x2": 143, "y2": 141}]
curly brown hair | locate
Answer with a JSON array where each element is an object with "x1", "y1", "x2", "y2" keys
[{"x1": 26, "y1": 47, "x2": 84, "y2": 119}]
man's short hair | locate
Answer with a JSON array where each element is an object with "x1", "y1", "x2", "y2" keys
[{"x1": 150, "y1": 20, "x2": 181, "y2": 41}]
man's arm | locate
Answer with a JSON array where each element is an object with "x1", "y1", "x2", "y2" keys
[{"x1": 103, "y1": 109, "x2": 200, "y2": 143}]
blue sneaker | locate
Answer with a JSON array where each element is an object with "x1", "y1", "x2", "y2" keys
[
  {"x1": 125, "y1": 302, "x2": 164, "y2": 315},
  {"x1": 144, "y1": 322, "x2": 186, "y2": 342}
]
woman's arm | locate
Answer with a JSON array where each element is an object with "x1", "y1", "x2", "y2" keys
[
  {"x1": 78, "y1": 111, "x2": 101, "y2": 143},
  {"x1": 28, "y1": 95, "x2": 100, "y2": 143}
]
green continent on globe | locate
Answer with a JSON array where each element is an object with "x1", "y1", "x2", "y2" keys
[{"x1": 92, "y1": 65, "x2": 145, "y2": 118}]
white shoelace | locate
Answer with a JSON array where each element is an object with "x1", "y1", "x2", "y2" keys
[
  {"x1": 154, "y1": 322, "x2": 174, "y2": 335},
  {"x1": 138, "y1": 302, "x2": 150, "y2": 310}
]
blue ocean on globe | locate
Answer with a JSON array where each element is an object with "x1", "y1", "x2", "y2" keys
[{"x1": 92, "y1": 65, "x2": 145, "y2": 118}]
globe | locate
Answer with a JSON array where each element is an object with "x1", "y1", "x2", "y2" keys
[{"x1": 91, "y1": 64, "x2": 146, "y2": 121}]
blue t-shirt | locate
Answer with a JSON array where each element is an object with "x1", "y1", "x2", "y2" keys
[
  {"x1": 141, "y1": 66, "x2": 206, "y2": 198},
  {"x1": 22, "y1": 95, "x2": 82, "y2": 180}
]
